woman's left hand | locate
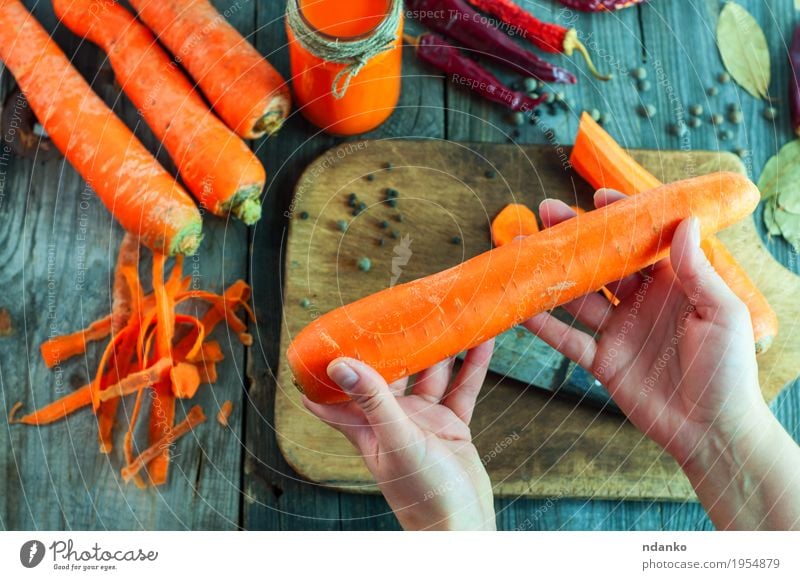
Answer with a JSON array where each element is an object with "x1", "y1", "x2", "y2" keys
[{"x1": 303, "y1": 341, "x2": 497, "y2": 531}]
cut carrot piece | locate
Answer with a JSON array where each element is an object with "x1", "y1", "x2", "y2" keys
[
  {"x1": 40, "y1": 316, "x2": 112, "y2": 369},
  {"x1": 217, "y1": 401, "x2": 233, "y2": 427},
  {"x1": 96, "y1": 358, "x2": 172, "y2": 403},
  {"x1": 570, "y1": 112, "x2": 778, "y2": 353},
  {"x1": 171, "y1": 362, "x2": 201, "y2": 399},
  {"x1": 491, "y1": 203, "x2": 539, "y2": 247},
  {"x1": 121, "y1": 405, "x2": 206, "y2": 484},
  {"x1": 9, "y1": 384, "x2": 92, "y2": 425},
  {"x1": 196, "y1": 361, "x2": 218, "y2": 384}
]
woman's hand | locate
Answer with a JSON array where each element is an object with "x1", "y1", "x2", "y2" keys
[
  {"x1": 303, "y1": 342, "x2": 497, "y2": 531},
  {"x1": 527, "y1": 190, "x2": 766, "y2": 466}
]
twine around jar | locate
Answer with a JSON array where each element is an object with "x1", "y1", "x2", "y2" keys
[{"x1": 286, "y1": 0, "x2": 402, "y2": 99}]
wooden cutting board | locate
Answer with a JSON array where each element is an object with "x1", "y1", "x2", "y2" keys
[{"x1": 274, "y1": 140, "x2": 800, "y2": 501}]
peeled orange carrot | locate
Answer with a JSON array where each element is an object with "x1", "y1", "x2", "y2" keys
[{"x1": 289, "y1": 173, "x2": 760, "y2": 404}]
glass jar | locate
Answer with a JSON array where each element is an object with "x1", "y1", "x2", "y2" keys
[{"x1": 286, "y1": 0, "x2": 403, "y2": 135}]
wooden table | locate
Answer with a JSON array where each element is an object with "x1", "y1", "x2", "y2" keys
[{"x1": 1, "y1": 0, "x2": 798, "y2": 531}]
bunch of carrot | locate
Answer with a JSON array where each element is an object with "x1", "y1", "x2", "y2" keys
[
  {"x1": 0, "y1": 0, "x2": 291, "y2": 254},
  {"x1": 10, "y1": 235, "x2": 251, "y2": 487}
]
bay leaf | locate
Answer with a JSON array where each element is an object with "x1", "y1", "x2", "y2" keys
[
  {"x1": 717, "y1": 2, "x2": 771, "y2": 100},
  {"x1": 774, "y1": 206, "x2": 800, "y2": 251},
  {"x1": 757, "y1": 139, "x2": 800, "y2": 201}
]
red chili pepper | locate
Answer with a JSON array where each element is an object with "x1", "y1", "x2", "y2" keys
[
  {"x1": 557, "y1": 0, "x2": 647, "y2": 11},
  {"x1": 407, "y1": 33, "x2": 547, "y2": 113},
  {"x1": 789, "y1": 24, "x2": 800, "y2": 136},
  {"x1": 406, "y1": 0, "x2": 576, "y2": 84},
  {"x1": 465, "y1": 0, "x2": 611, "y2": 80}
]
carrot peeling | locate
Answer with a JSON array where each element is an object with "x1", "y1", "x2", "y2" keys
[
  {"x1": 217, "y1": 401, "x2": 233, "y2": 427},
  {"x1": 40, "y1": 316, "x2": 112, "y2": 369}
]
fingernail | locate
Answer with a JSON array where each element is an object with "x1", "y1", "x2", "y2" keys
[
  {"x1": 689, "y1": 217, "x2": 701, "y2": 247},
  {"x1": 328, "y1": 361, "x2": 359, "y2": 391}
]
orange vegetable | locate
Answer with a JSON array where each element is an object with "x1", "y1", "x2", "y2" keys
[
  {"x1": 217, "y1": 401, "x2": 234, "y2": 427},
  {"x1": 8, "y1": 385, "x2": 92, "y2": 425},
  {"x1": 491, "y1": 203, "x2": 539, "y2": 247},
  {"x1": 40, "y1": 316, "x2": 111, "y2": 369},
  {"x1": 570, "y1": 112, "x2": 778, "y2": 353},
  {"x1": 289, "y1": 172, "x2": 760, "y2": 404},
  {"x1": 171, "y1": 363, "x2": 201, "y2": 399},
  {"x1": 128, "y1": 0, "x2": 291, "y2": 139},
  {"x1": 120, "y1": 405, "x2": 206, "y2": 483},
  {"x1": 52, "y1": 0, "x2": 267, "y2": 224},
  {"x1": 0, "y1": 0, "x2": 202, "y2": 255}
]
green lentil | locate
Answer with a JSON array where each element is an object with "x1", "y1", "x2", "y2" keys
[
  {"x1": 589, "y1": 108, "x2": 601, "y2": 122},
  {"x1": 385, "y1": 162, "x2": 394, "y2": 170},
  {"x1": 764, "y1": 106, "x2": 778, "y2": 121},
  {"x1": 379, "y1": 220, "x2": 389, "y2": 229},
  {"x1": 300, "y1": 298, "x2": 311, "y2": 309},
  {"x1": 637, "y1": 104, "x2": 657, "y2": 118},
  {"x1": 357, "y1": 257, "x2": 372, "y2": 272},
  {"x1": 299, "y1": 211, "x2": 309, "y2": 220},
  {"x1": 523, "y1": 78, "x2": 538, "y2": 93},
  {"x1": 386, "y1": 187, "x2": 398, "y2": 198},
  {"x1": 719, "y1": 129, "x2": 733, "y2": 141},
  {"x1": 390, "y1": 230, "x2": 400, "y2": 239},
  {"x1": 687, "y1": 117, "x2": 702, "y2": 129},
  {"x1": 378, "y1": 238, "x2": 386, "y2": 246},
  {"x1": 387, "y1": 199, "x2": 398, "y2": 208},
  {"x1": 544, "y1": 92, "x2": 555, "y2": 104},
  {"x1": 734, "y1": 147, "x2": 749, "y2": 158},
  {"x1": 668, "y1": 122, "x2": 687, "y2": 137},
  {"x1": 509, "y1": 111, "x2": 525, "y2": 126},
  {"x1": 637, "y1": 79, "x2": 651, "y2": 92},
  {"x1": 395, "y1": 214, "x2": 404, "y2": 223},
  {"x1": 366, "y1": 174, "x2": 375, "y2": 181},
  {"x1": 451, "y1": 235, "x2": 462, "y2": 245},
  {"x1": 710, "y1": 113, "x2": 724, "y2": 126},
  {"x1": 631, "y1": 67, "x2": 647, "y2": 80},
  {"x1": 555, "y1": 91, "x2": 565, "y2": 102},
  {"x1": 336, "y1": 219, "x2": 348, "y2": 232},
  {"x1": 728, "y1": 110, "x2": 743, "y2": 124},
  {"x1": 358, "y1": 201, "x2": 367, "y2": 211},
  {"x1": 485, "y1": 169, "x2": 497, "y2": 179},
  {"x1": 706, "y1": 86, "x2": 719, "y2": 97},
  {"x1": 688, "y1": 104, "x2": 703, "y2": 117},
  {"x1": 717, "y1": 71, "x2": 731, "y2": 84}
]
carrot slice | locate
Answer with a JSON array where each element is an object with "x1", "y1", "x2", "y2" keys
[
  {"x1": 217, "y1": 401, "x2": 233, "y2": 427},
  {"x1": 40, "y1": 316, "x2": 112, "y2": 369},
  {"x1": 171, "y1": 362, "x2": 201, "y2": 399},
  {"x1": 9, "y1": 384, "x2": 92, "y2": 425},
  {"x1": 121, "y1": 405, "x2": 206, "y2": 484},
  {"x1": 491, "y1": 203, "x2": 540, "y2": 247}
]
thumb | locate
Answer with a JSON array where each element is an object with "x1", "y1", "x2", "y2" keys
[
  {"x1": 670, "y1": 217, "x2": 742, "y2": 318},
  {"x1": 328, "y1": 358, "x2": 418, "y2": 451}
]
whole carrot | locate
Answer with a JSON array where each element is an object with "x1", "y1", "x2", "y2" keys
[
  {"x1": 128, "y1": 0, "x2": 291, "y2": 139},
  {"x1": 53, "y1": 0, "x2": 267, "y2": 224},
  {"x1": 0, "y1": 0, "x2": 202, "y2": 255},
  {"x1": 570, "y1": 112, "x2": 779, "y2": 353},
  {"x1": 288, "y1": 172, "x2": 760, "y2": 404}
]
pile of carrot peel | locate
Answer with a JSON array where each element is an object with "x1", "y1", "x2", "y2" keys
[{"x1": 9, "y1": 234, "x2": 249, "y2": 488}]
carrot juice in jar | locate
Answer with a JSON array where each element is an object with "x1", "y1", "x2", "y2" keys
[{"x1": 286, "y1": 0, "x2": 403, "y2": 135}]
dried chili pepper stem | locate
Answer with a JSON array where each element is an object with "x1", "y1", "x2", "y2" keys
[
  {"x1": 465, "y1": 0, "x2": 612, "y2": 81},
  {"x1": 406, "y1": 33, "x2": 547, "y2": 113}
]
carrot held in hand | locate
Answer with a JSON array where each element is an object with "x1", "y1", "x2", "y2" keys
[
  {"x1": 289, "y1": 172, "x2": 760, "y2": 404},
  {"x1": 570, "y1": 112, "x2": 779, "y2": 353},
  {"x1": 407, "y1": 33, "x2": 547, "y2": 113},
  {"x1": 53, "y1": 0, "x2": 267, "y2": 224},
  {"x1": 0, "y1": 0, "x2": 202, "y2": 255},
  {"x1": 128, "y1": 0, "x2": 291, "y2": 139}
]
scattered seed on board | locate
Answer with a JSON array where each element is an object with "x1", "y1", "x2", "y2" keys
[
  {"x1": 599, "y1": 112, "x2": 611, "y2": 125},
  {"x1": 451, "y1": 235, "x2": 462, "y2": 245},
  {"x1": 511, "y1": 129, "x2": 521, "y2": 138},
  {"x1": 379, "y1": 220, "x2": 389, "y2": 229},
  {"x1": 388, "y1": 199, "x2": 398, "y2": 208},
  {"x1": 545, "y1": 92, "x2": 556, "y2": 104},
  {"x1": 395, "y1": 214, "x2": 404, "y2": 223},
  {"x1": 727, "y1": 103, "x2": 741, "y2": 113},
  {"x1": 384, "y1": 162, "x2": 394, "y2": 170},
  {"x1": 706, "y1": 86, "x2": 719, "y2": 97},
  {"x1": 688, "y1": 104, "x2": 703, "y2": 117},
  {"x1": 510, "y1": 111, "x2": 525, "y2": 126},
  {"x1": 485, "y1": 169, "x2": 497, "y2": 179},
  {"x1": 719, "y1": 129, "x2": 733, "y2": 141},
  {"x1": 710, "y1": 113, "x2": 724, "y2": 126},
  {"x1": 668, "y1": 122, "x2": 687, "y2": 137},
  {"x1": 366, "y1": 174, "x2": 375, "y2": 182},
  {"x1": 378, "y1": 238, "x2": 386, "y2": 246},
  {"x1": 734, "y1": 147, "x2": 749, "y2": 158},
  {"x1": 300, "y1": 298, "x2": 311, "y2": 309},
  {"x1": 555, "y1": 91, "x2": 565, "y2": 102},
  {"x1": 566, "y1": 98, "x2": 576, "y2": 110},
  {"x1": 589, "y1": 108, "x2": 601, "y2": 122},
  {"x1": 728, "y1": 110, "x2": 743, "y2": 124},
  {"x1": 386, "y1": 187, "x2": 398, "y2": 198},
  {"x1": 537, "y1": 80, "x2": 546, "y2": 90},
  {"x1": 336, "y1": 219, "x2": 348, "y2": 232},
  {"x1": 299, "y1": 211, "x2": 309, "y2": 220},
  {"x1": 523, "y1": 78, "x2": 538, "y2": 93},
  {"x1": 390, "y1": 230, "x2": 400, "y2": 239},
  {"x1": 637, "y1": 104, "x2": 657, "y2": 118},
  {"x1": 688, "y1": 117, "x2": 702, "y2": 129},
  {"x1": 717, "y1": 71, "x2": 731, "y2": 84},
  {"x1": 631, "y1": 67, "x2": 647, "y2": 80},
  {"x1": 637, "y1": 79, "x2": 651, "y2": 92},
  {"x1": 764, "y1": 106, "x2": 778, "y2": 121},
  {"x1": 357, "y1": 257, "x2": 372, "y2": 272}
]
